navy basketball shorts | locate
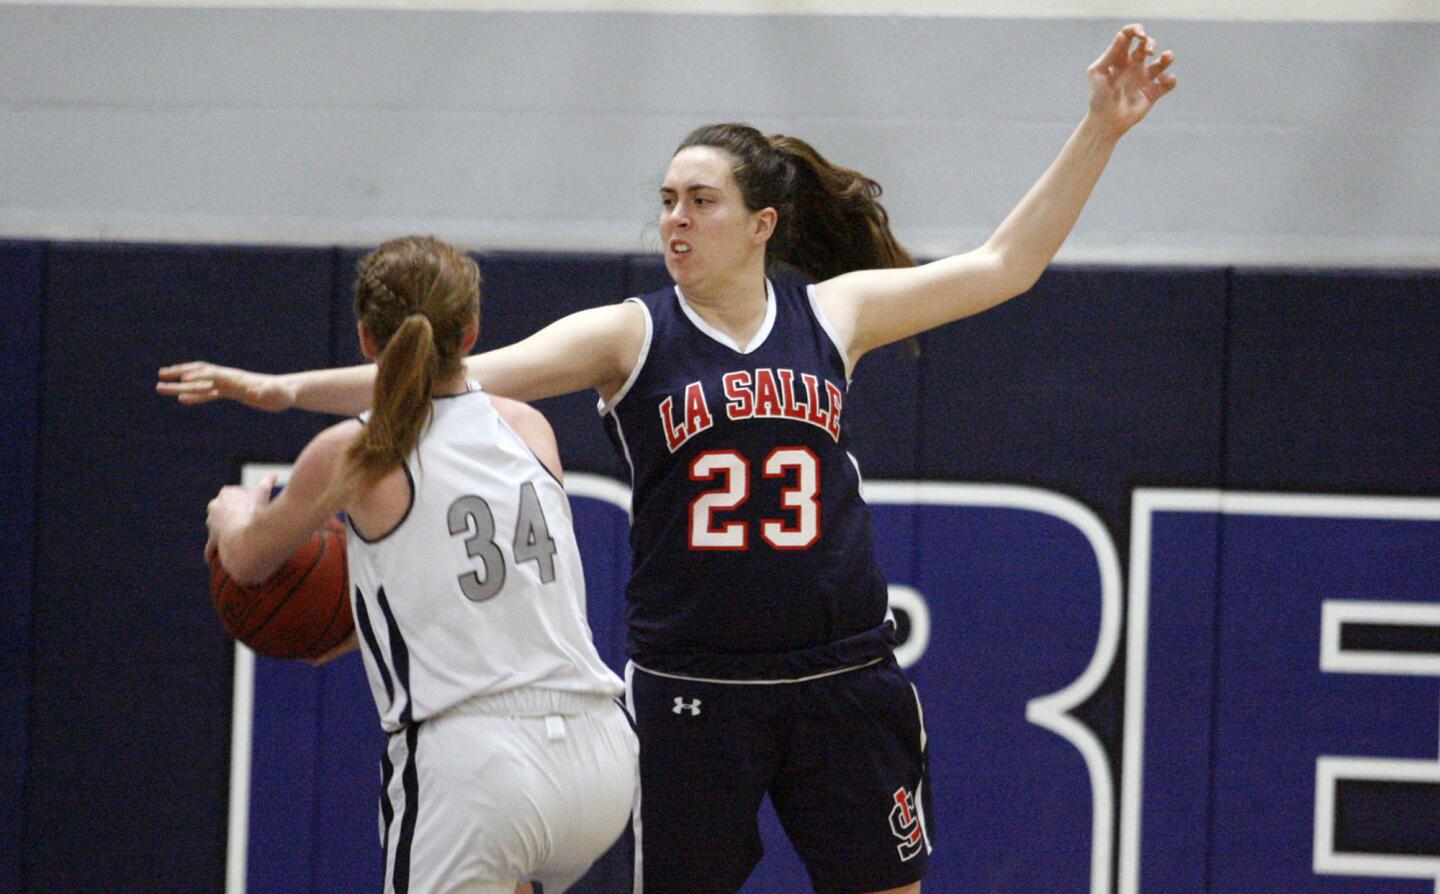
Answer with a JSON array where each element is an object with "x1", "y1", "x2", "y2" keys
[{"x1": 625, "y1": 657, "x2": 932, "y2": 894}]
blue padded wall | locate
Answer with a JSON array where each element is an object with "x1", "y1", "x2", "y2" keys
[
  {"x1": 919, "y1": 267, "x2": 1230, "y2": 534},
  {"x1": 0, "y1": 242, "x2": 44, "y2": 894},
  {"x1": 1225, "y1": 269, "x2": 1440, "y2": 491},
  {"x1": 25, "y1": 244, "x2": 336, "y2": 892}
]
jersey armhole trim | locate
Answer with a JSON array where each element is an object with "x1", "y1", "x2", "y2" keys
[
  {"x1": 346, "y1": 462, "x2": 416, "y2": 544},
  {"x1": 597, "y1": 296, "x2": 652, "y2": 417},
  {"x1": 806, "y1": 283, "x2": 853, "y2": 384}
]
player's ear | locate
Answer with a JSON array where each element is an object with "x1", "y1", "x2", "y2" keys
[
  {"x1": 460, "y1": 313, "x2": 479, "y2": 354},
  {"x1": 357, "y1": 322, "x2": 380, "y2": 360},
  {"x1": 752, "y1": 207, "x2": 777, "y2": 245}
]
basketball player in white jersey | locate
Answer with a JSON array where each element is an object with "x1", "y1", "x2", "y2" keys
[{"x1": 204, "y1": 236, "x2": 637, "y2": 894}]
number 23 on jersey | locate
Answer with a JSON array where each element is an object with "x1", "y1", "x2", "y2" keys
[{"x1": 689, "y1": 447, "x2": 820, "y2": 551}]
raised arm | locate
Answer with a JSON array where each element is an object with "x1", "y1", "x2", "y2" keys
[
  {"x1": 158, "y1": 301, "x2": 647, "y2": 414},
  {"x1": 815, "y1": 24, "x2": 1177, "y2": 367}
]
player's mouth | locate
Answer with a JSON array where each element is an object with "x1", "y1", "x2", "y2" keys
[{"x1": 668, "y1": 239, "x2": 691, "y2": 257}]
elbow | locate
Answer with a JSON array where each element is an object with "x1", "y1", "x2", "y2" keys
[
  {"x1": 979, "y1": 243, "x2": 1046, "y2": 300},
  {"x1": 1010, "y1": 267, "x2": 1045, "y2": 297}
]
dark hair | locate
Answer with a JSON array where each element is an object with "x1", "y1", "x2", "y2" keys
[
  {"x1": 325, "y1": 235, "x2": 481, "y2": 506},
  {"x1": 675, "y1": 123, "x2": 914, "y2": 282}
]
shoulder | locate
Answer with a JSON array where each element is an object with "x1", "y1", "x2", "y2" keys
[
  {"x1": 491, "y1": 397, "x2": 563, "y2": 481},
  {"x1": 490, "y1": 395, "x2": 549, "y2": 433},
  {"x1": 282, "y1": 419, "x2": 362, "y2": 497},
  {"x1": 300, "y1": 419, "x2": 363, "y2": 467}
]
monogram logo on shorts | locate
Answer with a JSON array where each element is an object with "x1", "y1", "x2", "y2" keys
[
  {"x1": 672, "y1": 697, "x2": 702, "y2": 716},
  {"x1": 889, "y1": 786, "x2": 925, "y2": 861}
]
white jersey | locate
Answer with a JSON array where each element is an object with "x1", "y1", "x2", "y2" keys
[{"x1": 346, "y1": 387, "x2": 622, "y2": 733}]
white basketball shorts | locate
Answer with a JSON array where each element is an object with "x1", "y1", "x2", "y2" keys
[{"x1": 378, "y1": 690, "x2": 638, "y2": 894}]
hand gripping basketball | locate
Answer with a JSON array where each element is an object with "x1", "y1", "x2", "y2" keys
[{"x1": 209, "y1": 517, "x2": 353, "y2": 661}]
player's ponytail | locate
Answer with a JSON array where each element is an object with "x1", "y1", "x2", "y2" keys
[
  {"x1": 766, "y1": 134, "x2": 914, "y2": 280},
  {"x1": 675, "y1": 123, "x2": 914, "y2": 282},
  {"x1": 325, "y1": 236, "x2": 481, "y2": 507}
]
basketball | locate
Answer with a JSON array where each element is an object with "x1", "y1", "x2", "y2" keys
[{"x1": 209, "y1": 516, "x2": 354, "y2": 661}]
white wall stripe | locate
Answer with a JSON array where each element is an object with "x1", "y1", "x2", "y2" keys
[
  {"x1": 226, "y1": 463, "x2": 295, "y2": 894},
  {"x1": 5, "y1": 0, "x2": 1440, "y2": 21},
  {"x1": 224, "y1": 644, "x2": 255, "y2": 894}
]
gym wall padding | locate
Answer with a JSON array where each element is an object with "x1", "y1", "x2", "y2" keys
[
  {"x1": 23, "y1": 244, "x2": 336, "y2": 892},
  {"x1": 1224, "y1": 270, "x2": 1440, "y2": 492},
  {"x1": 8, "y1": 244, "x2": 1440, "y2": 893},
  {"x1": 0, "y1": 242, "x2": 44, "y2": 894}
]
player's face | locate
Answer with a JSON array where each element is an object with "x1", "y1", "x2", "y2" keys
[{"x1": 659, "y1": 147, "x2": 767, "y2": 291}]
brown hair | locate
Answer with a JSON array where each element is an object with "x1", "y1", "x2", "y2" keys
[
  {"x1": 325, "y1": 236, "x2": 481, "y2": 507},
  {"x1": 675, "y1": 123, "x2": 914, "y2": 281}
]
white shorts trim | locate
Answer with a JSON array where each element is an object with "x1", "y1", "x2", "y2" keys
[{"x1": 628, "y1": 656, "x2": 883, "y2": 686}]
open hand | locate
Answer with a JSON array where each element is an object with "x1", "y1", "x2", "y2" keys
[
  {"x1": 1087, "y1": 24, "x2": 1177, "y2": 136},
  {"x1": 157, "y1": 361, "x2": 293, "y2": 411}
]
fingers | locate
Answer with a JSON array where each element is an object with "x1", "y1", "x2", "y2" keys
[
  {"x1": 157, "y1": 361, "x2": 208, "y2": 380},
  {"x1": 1134, "y1": 36, "x2": 1156, "y2": 64},
  {"x1": 256, "y1": 473, "x2": 279, "y2": 506},
  {"x1": 1147, "y1": 50, "x2": 1175, "y2": 79},
  {"x1": 1092, "y1": 23, "x2": 1156, "y2": 74},
  {"x1": 1146, "y1": 48, "x2": 1177, "y2": 98},
  {"x1": 155, "y1": 380, "x2": 219, "y2": 404},
  {"x1": 1092, "y1": 27, "x2": 1134, "y2": 71},
  {"x1": 157, "y1": 361, "x2": 214, "y2": 402},
  {"x1": 156, "y1": 361, "x2": 228, "y2": 404}
]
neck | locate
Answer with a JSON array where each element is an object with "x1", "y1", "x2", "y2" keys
[
  {"x1": 432, "y1": 371, "x2": 469, "y2": 397},
  {"x1": 678, "y1": 258, "x2": 769, "y2": 322}
]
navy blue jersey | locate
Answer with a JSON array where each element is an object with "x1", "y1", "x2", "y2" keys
[{"x1": 601, "y1": 279, "x2": 894, "y2": 679}]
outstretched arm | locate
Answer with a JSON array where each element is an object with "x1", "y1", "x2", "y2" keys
[
  {"x1": 815, "y1": 24, "x2": 1177, "y2": 368},
  {"x1": 158, "y1": 301, "x2": 646, "y2": 414},
  {"x1": 159, "y1": 361, "x2": 378, "y2": 415}
]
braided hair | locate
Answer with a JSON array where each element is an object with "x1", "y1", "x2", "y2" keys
[{"x1": 325, "y1": 236, "x2": 481, "y2": 506}]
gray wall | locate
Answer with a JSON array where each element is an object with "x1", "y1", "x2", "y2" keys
[{"x1": 3, "y1": 5, "x2": 1438, "y2": 267}]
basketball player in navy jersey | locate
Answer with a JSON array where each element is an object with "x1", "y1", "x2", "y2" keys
[
  {"x1": 204, "y1": 237, "x2": 638, "y2": 894},
  {"x1": 164, "y1": 26, "x2": 1176, "y2": 893}
]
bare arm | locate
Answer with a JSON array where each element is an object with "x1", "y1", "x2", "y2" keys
[
  {"x1": 158, "y1": 302, "x2": 646, "y2": 413},
  {"x1": 464, "y1": 302, "x2": 646, "y2": 404},
  {"x1": 816, "y1": 24, "x2": 1177, "y2": 368},
  {"x1": 207, "y1": 420, "x2": 358, "y2": 584},
  {"x1": 305, "y1": 631, "x2": 359, "y2": 666}
]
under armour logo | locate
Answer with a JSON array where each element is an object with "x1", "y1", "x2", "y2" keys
[
  {"x1": 672, "y1": 697, "x2": 702, "y2": 716},
  {"x1": 889, "y1": 787, "x2": 925, "y2": 862}
]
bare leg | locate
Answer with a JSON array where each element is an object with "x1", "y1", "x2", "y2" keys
[{"x1": 863, "y1": 884, "x2": 920, "y2": 894}]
